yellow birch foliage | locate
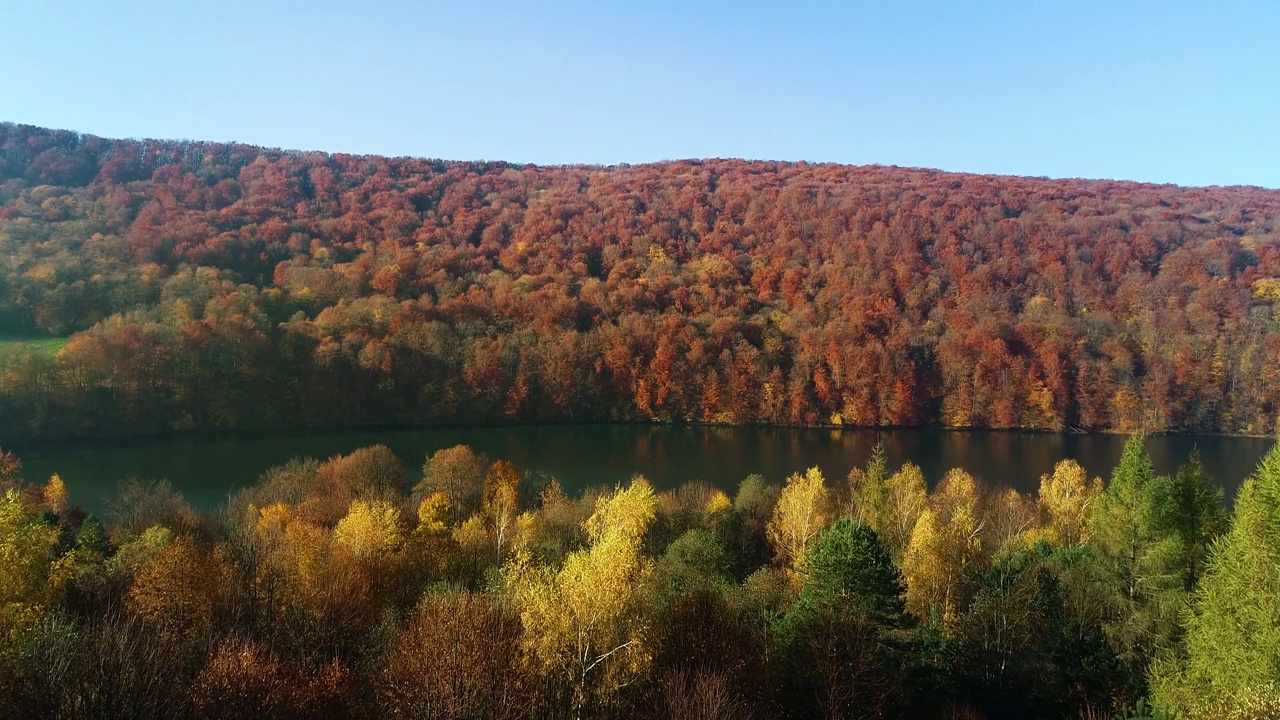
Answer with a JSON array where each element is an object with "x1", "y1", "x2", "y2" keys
[
  {"x1": 484, "y1": 460, "x2": 521, "y2": 559},
  {"x1": 416, "y1": 491, "x2": 452, "y2": 534},
  {"x1": 271, "y1": 518, "x2": 376, "y2": 643},
  {"x1": 985, "y1": 487, "x2": 1042, "y2": 557},
  {"x1": 128, "y1": 537, "x2": 234, "y2": 638},
  {"x1": 333, "y1": 499, "x2": 404, "y2": 560},
  {"x1": 0, "y1": 489, "x2": 62, "y2": 639},
  {"x1": 452, "y1": 515, "x2": 492, "y2": 580},
  {"x1": 507, "y1": 476, "x2": 657, "y2": 716},
  {"x1": 1037, "y1": 459, "x2": 1102, "y2": 546},
  {"x1": 766, "y1": 467, "x2": 830, "y2": 580},
  {"x1": 43, "y1": 474, "x2": 68, "y2": 514},
  {"x1": 254, "y1": 502, "x2": 294, "y2": 543},
  {"x1": 248, "y1": 502, "x2": 374, "y2": 635},
  {"x1": 902, "y1": 508, "x2": 946, "y2": 622},
  {"x1": 933, "y1": 468, "x2": 981, "y2": 517},
  {"x1": 705, "y1": 489, "x2": 733, "y2": 515},
  {"x1": 901, "y1": 469, "x2": 984, "y2": 627},
  {"x1": 512, "y1": 511, "x2": 537, "y2": 553},
  {"x1": 884, "y1": 462, "x2": 928, "y2": 562},
  {"x1": 453, "y1": 515, "x2": 489, "y2": 552}
]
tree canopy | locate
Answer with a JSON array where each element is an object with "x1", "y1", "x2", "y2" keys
[{"x1": 1, "y1": 123, "x2": 1279, "y2": 441}]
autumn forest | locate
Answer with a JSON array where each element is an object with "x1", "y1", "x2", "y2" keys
[
  {"x1": 2, "y1": 435, "x2": 1279, "y2": 719},
  {"x1": 4, "y1": 123, "x2": 1280, "y2": 719},
  {"x1": 2, "y1": 124, "x2": 1280, "y2": 441}
]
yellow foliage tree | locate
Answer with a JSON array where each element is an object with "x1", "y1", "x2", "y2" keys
[
  {"x1": 485, "y1": 460, "x2": 521, "y2": 561},
  {"x1": 507, "y1": 476, "x2": 657, "y2": 718},
  {"x1": 273, "y1": 518, "x2": 376, "y2": 648},
  {"x1": 1253, "y1": 277, "x2": 1280, "y2": 303},
  {"x1": 395, "y1": 492, "x2": 462, "y2": 591},
  {"x1": 985, "y1": 487, "x2": 1042, "y2": 557},
  {"x1": 254, "y1": 502, "x2": 294, "y2": 538},
  {"x1": 334, "y1": 499, "x2": 404, "y2": 560},
  {"x1": 766, "y1": 467, "x2": 830, "y2": 582},
  {"x1": 933, "y1": 467, "x2": 981, "y2": 517},
  {"x1": 0, "y1": 489, "x2": 62, "y2": 640},
  {"x1": 416, "y1": 491, "x2": 452, "y2": 534},
  {"x1": 705, "y1": 489, "x2": 732, "y2": 515},
  {"x1": 128, "y1": 537, "x2": 234, "y2": 639},
  {"x1": 1037, "y1": 459, "x2": 1102, "y2": 546},
  {"x1": 452, "y1": 514, "x2": 492, "y2": 582},
  {"x1": 884, "y1": 462, "x2": 928, "y2": 562},
  {"x1": 43, "y1": 474, "x2": 68, "y2": 514},
  {"x1": 901, "y1": 469, "x2": 984, "y2": 627},
  {"x1": 415, "y1": 444, "x2": 488, "y2": 523}
]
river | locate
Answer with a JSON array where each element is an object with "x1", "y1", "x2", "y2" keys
[{"x1": 6, "y1": 425, "x2": 1274, "y2": 514}]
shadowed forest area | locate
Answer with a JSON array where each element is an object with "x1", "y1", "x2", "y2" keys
[
  {"x1": 2, "y1": 124, "x2": 1280, "y2": 442},
  {"x1": 2, "y1": 436, "x2": 1279, "y2": 719}
]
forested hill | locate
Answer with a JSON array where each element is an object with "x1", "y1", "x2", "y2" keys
[{"x1": 2, "y1": 122, "x2": 1280, "y2": 441}]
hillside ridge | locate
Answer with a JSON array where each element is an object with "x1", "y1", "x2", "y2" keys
[{"x1": 1, "y1": 122, "x2": 1279, "y2": 440}]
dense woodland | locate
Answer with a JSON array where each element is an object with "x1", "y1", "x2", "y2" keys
[
  {"x1": 2, "y1": 437, "x2": 1279, "y2": 719},
  {"x1": 2, "y1": 123, "x2": 1280, "y2": 441}
]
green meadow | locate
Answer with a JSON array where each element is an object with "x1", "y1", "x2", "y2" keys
[{"x1": 0, "y1": 334, "x2": 68, "y2": 360}]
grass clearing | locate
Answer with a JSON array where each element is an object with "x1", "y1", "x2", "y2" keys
[{"x1": 0, "y1": 334, "x2": 69, "y2": 361}]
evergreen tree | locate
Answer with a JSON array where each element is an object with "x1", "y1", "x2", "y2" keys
[
  {"x1": 955, "y1": 545, "x2": 1120, "y2": 719},
  {"x1": 848, "y1": 443, "x2": 890, "y2": 533},
  {"x1": 781, "y1": 519, "x2": 911, "y2": 719},
  {"x1": 1085, "y1": 435, "x2": 1183, "y2": 690},
  {"x1": 1151, "y1": 441, "x2": 1280, "y2": 719},
  {"x1": 74, "y1": 515, "x2": 110, "y2": 556},
  {"x1": 1153, "y1": 451, "x2": 1228, "y2": 591},
  {"x1": 792, "y1": 518, "x2": 906, "y2": 623}
]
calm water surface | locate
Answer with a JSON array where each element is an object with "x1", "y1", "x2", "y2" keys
[{"x1": 7, "y1": 425, "x2": 1275, "y2": 513}]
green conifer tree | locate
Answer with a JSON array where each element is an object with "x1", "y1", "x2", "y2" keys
[
  {"x1": 848, "y1": 443, "x2": 891, "y2": 533},
  {"x1": 782, "y1": 519, "x2": 911, "y2": 718},
  {"x1": 1150, "y1": 441, "x2": 1280, "y2": 719},
  {"x1": 1153, "y1": 451, "x2": 1228, "y2": 591},
  {"x1": 1085, "y1": 435, "x2": 1183, "y2": 686}
]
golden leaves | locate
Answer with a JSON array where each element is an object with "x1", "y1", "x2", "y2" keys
[
  {"x1": 333, "y1": 500, "x2": 405, "y2": 560},
  {"x1": 884, "y1": 462, "x2": 928, "y2": 562},
  {"x1": 766, "y1": 467, "x2": 830, "y2": 581},
  {"x1": 485, "y1": 460, "x2": 521, "y2": 559},
  {"x1": 0, "y1": 489, "x2": 62, "y2": 640},
  {"x1": 901, "y1": 469, "x2": 984, "y2": 627},
  {"x1": 128, "y1": 537, "x2": 233, "y2": 638},
  {"x1": 416, "y1": 491, "x2": 452, "y2": 534},
  {"x1": 42, "y1": 474, "x2": 67, "y2": 514},
  {"x1": 1037, "y1": 459, "x2": 1102, "y2": 546},
  {"x1": 506, "y1": 477, "x2": 657, "y2": 715}
]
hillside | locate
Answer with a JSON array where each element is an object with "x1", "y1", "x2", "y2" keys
[{"x1": 1, "y1": 122, "x2": 1279, "y2": 441}]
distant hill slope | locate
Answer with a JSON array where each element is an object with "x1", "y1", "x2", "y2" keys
[{"x1": 2, "y1": 122, "x2": 1279, "y2": 441}]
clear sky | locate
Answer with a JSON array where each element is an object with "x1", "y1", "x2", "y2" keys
[{"x1": 2, "y1": 1, "x2": 1278, "y2": 187}]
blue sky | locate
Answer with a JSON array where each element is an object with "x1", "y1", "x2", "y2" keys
[{"x1": 2, "y1": 1, "x2": 1278, "y2": 187}]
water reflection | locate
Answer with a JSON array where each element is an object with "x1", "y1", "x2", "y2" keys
[{"x1": 9, "y1": 425, "x2": 1274, "y2": 513}]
